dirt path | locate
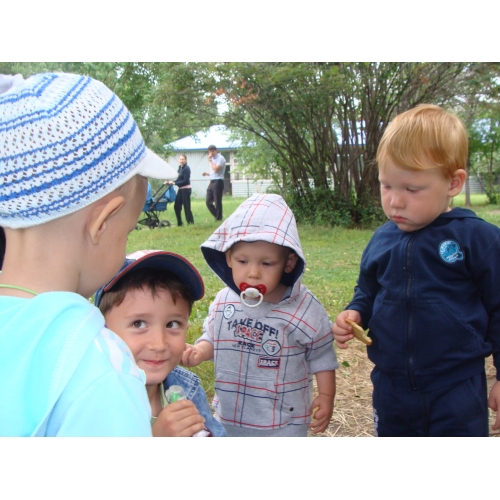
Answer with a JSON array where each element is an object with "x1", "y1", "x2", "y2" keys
[{"x1": 310, "y1": 347, "x2": 499, "y2": 437}]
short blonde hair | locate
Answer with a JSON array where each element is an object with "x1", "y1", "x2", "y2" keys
[{"x1": 377, "y1": 104, "x2": 468, "y2": 179}]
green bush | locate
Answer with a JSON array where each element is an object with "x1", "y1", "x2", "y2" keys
[
  {"x1": 284, "y1": 187, "x2": 385, "y2": 229},
  {"x1": 354, "y1": 192, "x2": 386, "y2": 229}
]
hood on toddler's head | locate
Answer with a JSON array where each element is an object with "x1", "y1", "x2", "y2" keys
[{"x1": 200, "y1": 194, "x2": 305, "y2": 295}]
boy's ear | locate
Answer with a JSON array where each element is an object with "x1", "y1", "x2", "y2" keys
[
  {"x1": 449, "y1": 169, "x2": 467, "y2": 196},
  {"x1": 225, "y1": 250, "x2": 233, "y2": 268},
  {"x1": 88, "y1": 196, "x2": 126, "y2": 245},
  {"x1": 284, "y1": 252, "x2": 299, "y2": 273}
]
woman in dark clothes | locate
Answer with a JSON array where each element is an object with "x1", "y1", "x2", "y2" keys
[{"x1": 168, "y1": 154, "x2": 194, "y2": 226}]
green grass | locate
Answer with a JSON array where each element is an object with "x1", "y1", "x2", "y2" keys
[
  {"x1": 126, "y1": 195, "x2": 500, "y2": 399},
  {"x1": 451, "y1": 193, "x2": 490, "y2": 207}
]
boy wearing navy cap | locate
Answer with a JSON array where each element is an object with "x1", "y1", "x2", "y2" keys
[{"x1": 95, "y1": 250, "x2": 226, "y2": 437}]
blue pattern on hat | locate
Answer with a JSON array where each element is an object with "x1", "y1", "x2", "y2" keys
[
  {"x1": 2, "y1": 92, "x2": 120, "y2": 168},
  {"x1": 0, "y1": 116, "x2": 141, "y2": 201},
  {"x1": 0, "y1": 72, "x2": 152, "y2": 228},
  {"x1": 2, "y1": 142, "x2": 146, "y2": 221},
  {"x1": 0, "y1": 74, "x2": 85, "y2": 130},
  {"x1": 0, "y1": 73, "x2": 55, "y2": 107}
]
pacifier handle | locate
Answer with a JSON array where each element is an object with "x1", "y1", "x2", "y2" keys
[{"x1": 239, "y1": 282, "x2": 266, "y2": 308}]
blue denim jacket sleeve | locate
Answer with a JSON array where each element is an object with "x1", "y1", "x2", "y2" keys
[{"x1": 165, "y1": 366, "x2": 226, "y2": 437}]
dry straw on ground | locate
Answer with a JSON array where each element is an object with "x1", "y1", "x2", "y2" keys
[{"x1": 309, "y1": 345, "x2": 499, "y2": 437}]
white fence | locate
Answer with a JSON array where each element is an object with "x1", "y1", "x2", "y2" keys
[
  {"x1": 461, "y1": 176, "x2": 486, "y2": 195},
  {"x1": 231, "y1": 179, "x2": 276, "y2": 198}
]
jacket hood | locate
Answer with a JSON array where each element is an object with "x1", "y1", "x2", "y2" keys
[
  {"x1": 201, "y1": 194, "x2": 305, "y2": 296},
  {"x1": 423, "y1": 207, "x2": 479, "y2": 229},
  {"x1": 437, "y1": 207, "x2": 480, "y2": 221}
]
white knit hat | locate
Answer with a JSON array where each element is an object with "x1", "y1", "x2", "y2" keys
[{"x1": 0, "y1": 72, "x2": 177, "y2": 229}]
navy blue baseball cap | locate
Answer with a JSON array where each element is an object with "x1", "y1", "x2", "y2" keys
[{"x1": 94, "y1": 250, "x2": 204, "y2": 307}]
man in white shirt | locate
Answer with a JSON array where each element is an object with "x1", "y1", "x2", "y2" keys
[{"x1": 202, "y1": 145, "x2": 226, "y2": 221}]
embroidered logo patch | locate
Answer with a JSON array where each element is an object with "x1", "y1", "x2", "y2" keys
[
  {"x1": 257, "y1": 356, "x2": 280, "y2": 369},
  {"x1": 262, "y1": 339, "x2": 282, "y2": 356},
  {"x1": 439, "y1": 240, "x2": 464, "y2": 263},
  {"x1": 223, "y1": 304, "x2": 235, "y2": 319}
]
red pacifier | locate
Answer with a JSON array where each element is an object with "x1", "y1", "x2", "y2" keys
[{"x1": 239, "y1": 282, "x2": 267, "y2": 307}]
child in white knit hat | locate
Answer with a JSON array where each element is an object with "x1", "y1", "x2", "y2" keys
[{"x1": 0, "y1": 72, "x2": 175, "y2": 436}]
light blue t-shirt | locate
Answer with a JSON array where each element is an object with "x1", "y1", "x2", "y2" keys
[{"x1": 0, "y1": 292, "x2": 152, "y2": 437}]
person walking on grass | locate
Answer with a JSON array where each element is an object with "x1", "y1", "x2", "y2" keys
[
  {"x1": 202, "y1": 145, "x2": 226, "y2": 221},
  {"x1": 167, "y1": 154, "x2": 194, "y2": 226}
]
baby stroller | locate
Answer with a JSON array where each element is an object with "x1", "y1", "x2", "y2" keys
[{"x1": 137, "y1": 182, "x2": 176, "y2": 229}]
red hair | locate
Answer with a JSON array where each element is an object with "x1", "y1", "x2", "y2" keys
[{"x1": 377, "y1": 104, "x2": 468, "y2": 179}]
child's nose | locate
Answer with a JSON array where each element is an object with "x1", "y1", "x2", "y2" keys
[
  {"x1": 147, "y1": 329, "x2": 168, "y2": 351},
  {"x1": 389, "y1": 193, "x2": 404, "y2": 208},
  {"x1": 248, "y1": 264, "x2": 260, "y2": 278}
]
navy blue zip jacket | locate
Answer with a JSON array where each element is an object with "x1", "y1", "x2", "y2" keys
[{"x1": 348, "y1": 208, "x2": 500, "y2": 392}]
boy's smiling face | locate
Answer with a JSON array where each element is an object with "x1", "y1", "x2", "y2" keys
[
  {"x1": 104, "y1": 286, "x2": 189, "y2": 387},
  {"x1": 379, "y1": 158, "x2": 466, "y2": 232},
  {"x1": 226, "y1": 240, "x2": 297, "y2": 304}
]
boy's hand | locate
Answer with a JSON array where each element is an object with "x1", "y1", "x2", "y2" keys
[
  {"x1": 309, "y1": 370, "x2": 336, "y2": 434},
  {"x1": 181, "y1": 344, "x2": 204, "y2": 367},
  {"x1": 181, "y1": 341, "x2": 214, "y2": 367},
  {"x1": 308, "y1": 394, "x2": 334, "y2": 434},
  {"x1": 152, "y1": 400, "x2": 206, "y2": 437},
  {"x1": 488, "y1": 380, "x2": 500, "y2": 431},
  {"x1": 332, "y1": 310, "x2": 362, "y2": 349}
]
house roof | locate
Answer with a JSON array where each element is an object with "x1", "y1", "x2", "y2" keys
[{"x1": 167, "y1": 125, "x2": 241, "y2": 151}]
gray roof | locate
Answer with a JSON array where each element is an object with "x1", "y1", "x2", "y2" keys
[{"x1": 167, "y1": 125, "x2": 241, "y2": 151}]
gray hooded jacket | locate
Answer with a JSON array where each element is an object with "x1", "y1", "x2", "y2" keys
[{"x1": 199, "y1": 194, "x2": 338, "y2": 434}]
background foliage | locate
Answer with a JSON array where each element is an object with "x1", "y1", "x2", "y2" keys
[{"x1": 3, "y1": 62, "x2": 500, "y2": 226}]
